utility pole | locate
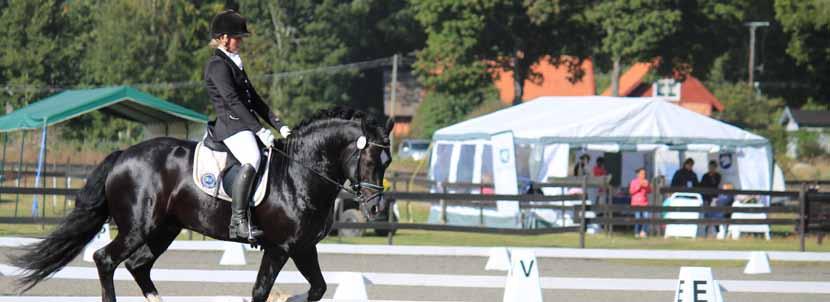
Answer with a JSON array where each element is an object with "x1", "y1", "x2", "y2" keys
[
  {"x1": 745, "y1": 21, "x2": 769, "y2": 88},
  {"x1": 389, "y1": 54, "x2": 399, "y2": 151}
]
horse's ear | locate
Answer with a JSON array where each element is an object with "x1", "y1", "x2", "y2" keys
[{"x1": 360, "y1": 118, "x2": 369, "y2": 134}]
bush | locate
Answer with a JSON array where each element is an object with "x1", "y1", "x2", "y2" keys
[{"x1": 796, "y1": 131, "x2": 827, "y2": 159}]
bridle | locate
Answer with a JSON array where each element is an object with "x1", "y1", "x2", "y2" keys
[
  {"x1": 271, "y1": 134, "x2": 389, "y2": 205},
  {"x1": 346, "y1": 135, "x2": 389, "y2": 204}
]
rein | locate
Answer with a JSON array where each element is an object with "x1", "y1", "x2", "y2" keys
[
  {"x1": 270, "y1": 146, "x2": 359, "y2": 196},
  {"x1": 270, "y1": 138, "x2": 388, "y2": 202}
]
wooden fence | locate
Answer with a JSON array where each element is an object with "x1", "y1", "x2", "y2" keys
[{"x1": 2, "y1": 175, "x2": 829, "y2": 252}]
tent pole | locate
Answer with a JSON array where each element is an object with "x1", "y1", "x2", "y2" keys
[
  {"x1": 13, "y1": 131, "x2": 25, "y2": 217},
  {"x1": 32, "y1": 120, "x2": 48, "y2": 218}
]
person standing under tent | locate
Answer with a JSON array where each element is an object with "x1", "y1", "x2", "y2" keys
[
  {"x1": 671, "y1": 158, "x2": 698, "y2": 188},
  {"x1": 593, "y1": 157, "x2": 608, "y2": 202},
  {"x1": 573, "y1": 153, "x2": 591, "y2": 176},
  {"x1": 700, "y1": 160, "x2": 722, "y2": 200},
  {"x1": 629, "y1": 168, "x2": 652, "y2": 238}
]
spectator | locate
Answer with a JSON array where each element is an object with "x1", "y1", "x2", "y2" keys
[
  {"x1": 671, "y1": 158, "x2": 699, "y2": 188},
  {"x1": 593, "y1": 157, "x2": 607, "y2": 177},
  {"x1": 700, "y1": 160, "x2": 722, "y2": 203},
  {"x1": 629, "y1": 168, "x2": 652, "y2": 238},
  {"x1": 710, "y1": 183, "x2": 735, "y2": 236},
  {"x1": 573, "y1": 153, "x2": 591, "y2": 176},
  {"x1": 481, "y1": 173, "x2": 494, "y2": 195},
  {"x1": 593, "y1": 157, "x2": 608, "y2": 202}
]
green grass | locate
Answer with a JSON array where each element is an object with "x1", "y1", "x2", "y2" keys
[{"x1": 322, "y1": 230, "x2": 830, "y2": 252}]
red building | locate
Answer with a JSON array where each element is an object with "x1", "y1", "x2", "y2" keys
[
  {"x1": 492, "y1": 56, "x2": 596, "y2": 104},
  {"x1": 600, "y1": 62, "x2": 724, "y2": 116}
]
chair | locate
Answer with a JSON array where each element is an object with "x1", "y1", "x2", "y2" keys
[
  {"x1": 727, "y1": 196, "x2": 771, "y2": 240},
  {"x1": 664, "y1": 192, "x2": 703, "y2": 239}
]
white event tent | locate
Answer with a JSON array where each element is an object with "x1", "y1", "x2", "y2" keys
[{"x1": 427, "y1": 96, "x2": 773, "y2": 227}]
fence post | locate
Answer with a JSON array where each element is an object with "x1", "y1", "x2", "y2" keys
[
  {"x1": 653, "y1": 177, "x2": 664, "y2": 237},
  {"x1": 387, "y1": 200, "x2": 395, "y2": 245},
  {"x1": 579, "y1": 175, "x2": 587, "y2": 249},
  {"x1": 799, "y1": 183, "x2": 807, "y2": 252},
  {"x1": 52, "y1": 161, "x2": 57, "y2": 214},
  {"x1": 439, "y1": 183, "x2": 447, "y2": 224},
  {"x1": 336, "y1": 197, "x2": 344, "y2": 243},
  {"x1": 14, "y1": 131, "x2": 25, "y2": 217}
]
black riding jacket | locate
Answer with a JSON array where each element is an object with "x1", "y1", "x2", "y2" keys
[{"x1": 204, "y1": 49, "x2": 284, "y2": 141}]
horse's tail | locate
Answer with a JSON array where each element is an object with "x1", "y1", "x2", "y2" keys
[{"x1": 11, "y1": 150, "x2": 123, "y2": 293}]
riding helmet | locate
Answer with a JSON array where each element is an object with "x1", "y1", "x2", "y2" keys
[{"x1": 210, "y1": 10, "x2": 251, "y2": 38}]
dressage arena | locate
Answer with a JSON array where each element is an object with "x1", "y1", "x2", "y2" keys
[{"x1": 1, "y1": 238, "x2": 830, "y2": 302}]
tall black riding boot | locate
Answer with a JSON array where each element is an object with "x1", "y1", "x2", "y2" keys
[{"x1": 229, "y1": 164, "x2": 263, "y2": 240}]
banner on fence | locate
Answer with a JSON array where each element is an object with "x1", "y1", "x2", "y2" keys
[{"x1": 490, "y1": 131, "x2": 519, "y2": 218}]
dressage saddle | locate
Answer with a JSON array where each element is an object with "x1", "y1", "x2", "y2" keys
[{"x1": 202, "y1": 121, "x2": 269, "y2": 197}]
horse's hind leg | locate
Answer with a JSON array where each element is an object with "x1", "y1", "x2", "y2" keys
[
  {"x1": 125, "y1": 225, "x2": 181, "y2": 302},
  {"x1": 93, "y1": 228, "x2": 147, "y2": 302}
]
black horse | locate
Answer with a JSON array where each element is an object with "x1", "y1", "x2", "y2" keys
[{"x1": 12, "y1": 107, "x2": 393, "y2": 302}]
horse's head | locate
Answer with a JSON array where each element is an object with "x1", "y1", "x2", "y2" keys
[{"x1": 341, "y1": 117, "x2": 394, "y2": 221}]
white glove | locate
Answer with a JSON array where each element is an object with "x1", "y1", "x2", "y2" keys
[
  {"x1": 256, "y1": 128, "x2": 275, "y2": 146},
  {"x1": 279, "y1": 125, "x2": 292, "y2": 138}
]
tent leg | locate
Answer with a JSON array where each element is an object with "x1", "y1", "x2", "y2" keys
[{"x1": 32, "y1": 123, "x2": 48, "y2": 218}]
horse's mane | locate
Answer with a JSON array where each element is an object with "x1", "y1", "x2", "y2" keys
[{"x1": 291, "y1": 106, "x2": 381, "y2": 132}]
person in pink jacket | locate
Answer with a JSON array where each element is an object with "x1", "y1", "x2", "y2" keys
[{"x1": 629, "y1": 168, "x2": 652, "y2": 238}]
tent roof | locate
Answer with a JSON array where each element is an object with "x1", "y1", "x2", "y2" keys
[
  {"x1": 0, "y1": 86, "x2": 207, "y2": 132},
  {"x1": 433, "y1": 96, "x2": 768, "y2": 147}
]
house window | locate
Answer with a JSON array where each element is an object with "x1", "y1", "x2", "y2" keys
[{"x1": 652, "y1": 79, "x2": 681, "y2": 100}]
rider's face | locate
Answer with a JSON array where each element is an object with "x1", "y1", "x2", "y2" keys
[{"x1": 221, "y1": 35, "x2": 243, "y2": 53}]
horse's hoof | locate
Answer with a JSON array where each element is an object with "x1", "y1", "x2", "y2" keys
[{"x1": 266, "y1": 290, "x2": 292, "y2": 302}]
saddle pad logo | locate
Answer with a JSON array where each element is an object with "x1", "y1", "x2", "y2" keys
[{"x1": 200, "y1": 173, "x2": 218, "y2": 189}]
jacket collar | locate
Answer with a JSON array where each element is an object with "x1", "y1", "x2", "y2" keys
[{"x1": 214, "y1": 49, "x2": 244, "y2": 74}]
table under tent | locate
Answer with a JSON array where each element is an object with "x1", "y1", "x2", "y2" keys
[
  {"x1": 427, "y1": 96, "x2": 776, "y2": 228},
  {"x1": 0, "y1": 86, "x2": 207, "y2": 217}
]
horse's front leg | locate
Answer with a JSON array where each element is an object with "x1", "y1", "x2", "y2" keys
[
  {"x1": 290, "y1": 245, "x2": 327, "y2": 301},
  {"x1": 252, "y1": 248, "x2": 289, "y2": 302}
]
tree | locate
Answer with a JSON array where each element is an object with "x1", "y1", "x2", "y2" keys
[
  {"x1": 0, "y1": 0, "x2": 92, "y2": 108},
  {"x1": 775, "y1": 0, "x2": 830, "y2": 104},
  {"x1": 238, "y1": 0, "x2": 424, "y2": 124},
  {"x1": 82, "y1": 0, "x2": 216, "y2": 109},
  {"x1": 412, "y1": 0, "x2": 594, "y2": 106},
  {"x1": 587, "y1": 0, "x2": 680, "y2": 96}
]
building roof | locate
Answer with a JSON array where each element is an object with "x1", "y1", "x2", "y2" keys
[
  {"x1": 600, "y1": 62, "x2": 654, "y2": 97},
  {"x1": 493, "y1": 57, "x2": 595, "y2": 104},
  {"x1": 782, "y1": 107, "x2": 830, "y2": 128},
  {"x1": 601, "y1": 62, "x2": 724, "y2": 115},
  {"x1": 0, "y1": 86, "x2": 207, "y2": 132}
]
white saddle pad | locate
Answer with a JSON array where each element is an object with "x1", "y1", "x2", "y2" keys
[{"x1": 192, "y1": 141, "x2": 271, "y2": 206}]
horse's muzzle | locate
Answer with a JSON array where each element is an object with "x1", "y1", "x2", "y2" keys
[{"x1": 360, "y1": 194, "x2": 388, "y2": 221}]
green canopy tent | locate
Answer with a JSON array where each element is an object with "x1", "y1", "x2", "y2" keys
[{"x1": 0, "y1": 86, "x2": 208, "y2": 217}]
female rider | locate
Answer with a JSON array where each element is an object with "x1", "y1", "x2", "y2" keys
[{"x1": 204, "y1": 10, "x2": 291, "y2": 240}]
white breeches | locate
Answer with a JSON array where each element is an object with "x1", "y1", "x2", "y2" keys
[{"x1": 223, "y1": 130, "x2": 261, "y2": 171}]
